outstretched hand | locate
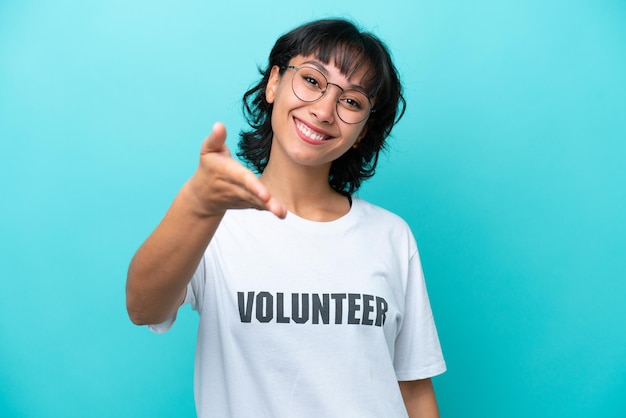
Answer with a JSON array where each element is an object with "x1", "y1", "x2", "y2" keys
[{"x1": 185, "y1": 122, "x2": 286, "y2": 219}]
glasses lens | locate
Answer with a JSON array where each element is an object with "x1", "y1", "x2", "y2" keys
[
  {"x1": 336, "y1": 90, "x2": 371, "y2": 124},
  {"x1": 291, "y1": 66, "x2": 372, "y2": 124},
  {"x1": 292, "y1": 67, "x2": 327, "y2": 102}
]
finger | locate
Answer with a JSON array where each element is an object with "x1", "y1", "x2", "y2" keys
[
  {"x1": 201, "y1": 122, "x2": 228, "y2": 154},
  {"x1": 233, "y1": 168, "x2": 272, "y2": 204},
  {"x1": 265, "y1": 196, "x2": 287, "y2": 219},
  {"x1": 240, "y1": 193, "x2": 286, "y2": 219},
  {"x1": 232, "y1": 168, "x2": 286, "y2": 218}
]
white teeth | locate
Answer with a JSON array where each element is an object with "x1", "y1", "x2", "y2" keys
[{"x1": 296, "y1": 120, "x2": 328, "y2": 141}]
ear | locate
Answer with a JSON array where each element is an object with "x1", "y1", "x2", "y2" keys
[
  {"x1": 352, "y1": 126, "x2": 368, "y2": 148},
  {"x1": 265, "y1": 66, "x2": 281, "y2": 104}
]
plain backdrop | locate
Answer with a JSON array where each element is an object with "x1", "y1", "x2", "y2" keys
[{"x1": 1, "y1": 0, "x2": 625, "y2": 417}]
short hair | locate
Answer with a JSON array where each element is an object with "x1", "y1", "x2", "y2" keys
[{"x1": 238, "y1": 18, "x2": 406, "y2": 195}]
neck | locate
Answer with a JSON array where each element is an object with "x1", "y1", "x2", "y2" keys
[{"x1": 260, "y1": 161, "x2": 350, "y2": 222}]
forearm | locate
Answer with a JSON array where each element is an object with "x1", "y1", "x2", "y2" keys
[
  {"x1": 126, "y1": 182, "x2": 224, "y2": 325},
  {"x1": 399, "y1": 378, "x2": 440, "y2": 418},
  {"x1": 126, "y1": 122, "x2": 286, "y2": 325}
]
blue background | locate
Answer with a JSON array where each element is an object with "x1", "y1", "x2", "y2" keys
[{"x1": 1, "y1": 0, "x2": 625, "y2": 417}]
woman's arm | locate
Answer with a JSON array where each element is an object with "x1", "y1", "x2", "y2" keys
[
  {"x1": 399, "y1": 378, "x2": 440, "y2": 418},
  {"x1": 126, "y1": 123, "x2": 285, "y2": 325},
  {"x1": 125, "y1": 185, "x2": 222, "y2": 325}
]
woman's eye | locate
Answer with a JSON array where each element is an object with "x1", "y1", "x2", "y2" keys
[
  {"x1": 304, "y1": 75, "x2": 321, "y2": 88},
  {"x1": 342, "y1": 97, "x2": 363, "y2": 110}
]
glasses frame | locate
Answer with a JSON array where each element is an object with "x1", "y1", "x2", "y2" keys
[{"x1": 285, "y1": 65, "x2": 375, "y2": 124}]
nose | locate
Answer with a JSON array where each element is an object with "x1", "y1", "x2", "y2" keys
[{"x1": 309, "y1": 84, "x2": 342, "y2": 123}]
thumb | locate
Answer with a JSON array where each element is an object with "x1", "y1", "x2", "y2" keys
[{"x1": 201, "y1": 122, "x2": 228, "y2": 154}]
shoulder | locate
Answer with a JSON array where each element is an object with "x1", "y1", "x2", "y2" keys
[
  {"x1": 352, "y1": 197, "x2": 411, "y2": 230},
  {"x1": 352, "y1": 198, "x2": 417, "y2": 248}
]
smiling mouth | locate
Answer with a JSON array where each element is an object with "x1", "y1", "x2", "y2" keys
[{"x1": 295, "y1": 119, "x2": 331, "y2": 141}]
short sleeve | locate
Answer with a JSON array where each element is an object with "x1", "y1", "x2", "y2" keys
[{"x1": 393, "y1": 250, "x2": 446, "y2": 381}]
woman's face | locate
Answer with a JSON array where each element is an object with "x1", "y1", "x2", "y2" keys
[{"x1": 264, "y1": 54, "x2": 370, "y2": 172}]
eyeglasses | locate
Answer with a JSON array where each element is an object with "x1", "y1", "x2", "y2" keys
[{"x1": 285, "y1": 65, "x2": 374, "y2": 124}]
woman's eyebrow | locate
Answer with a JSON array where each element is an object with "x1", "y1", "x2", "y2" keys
[
  {"x1": 299, "y1": 59, "x2": 368, "y2": 92},
  {"x1": 300, "y1": 59, "x2": 328, "y2": 75}
]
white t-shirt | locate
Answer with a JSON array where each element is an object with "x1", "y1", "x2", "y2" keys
[{"x1": 150, "y1": 197, "x2": 445, "y2": 418}]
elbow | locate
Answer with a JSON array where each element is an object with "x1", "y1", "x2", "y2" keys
[
  {"x1": 125, "y1": 268, "x2": 184, "y2": 326},
  {"x1": 125, "y1": 284, "x2": 158, "y2": 326},
  {"x1": 127, "y1": 311, "x2": 148, "y2": 326},
  {"x1": 126, "y1": 265, "x2": 147, "y2": 325},
  {"x1": 125, "y1": 271, "x2": 157, "y2": 326},
  {"x1": 126, "y1": 289, "x2": 176, "y2": 326},
  {"x1": 126, "y1": 300, "x2": 166, "y2": 326},
  {"x1": 126, "y1": 297, "x2": 150, "y2": 326}
]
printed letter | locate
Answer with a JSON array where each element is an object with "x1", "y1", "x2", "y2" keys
[
  {"x1": 361, "y1": 294, "x2": 374, "y2": 326},
  {"x1": 375, "y1": 296, "x2": 388, "y2": 327},
  {"x1": 331, "y1": 293, "x2": 346, "y2": 324},
  {"x1": 348, "y1": 293, "x2": 361, "y2": 325},
  {"x1": 292, "y1": 293, "x2": 309, "y2": 324},
  {"x1": 312, "y1": 294, "x2": 330, "y2": 324},
  {"x1": 276, "y1": 293, "x2": 290, "y2": 323},
  {"x1": 238, "y1": 291, "x2": 254, "y2": 323},
  {"x1": 256, "y1": 292, "x2": 274, "y2": 323}
]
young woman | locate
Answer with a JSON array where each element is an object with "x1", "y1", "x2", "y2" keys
[{"x1": 126, "y1": 18, "x2": 446, "y2": 418}]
